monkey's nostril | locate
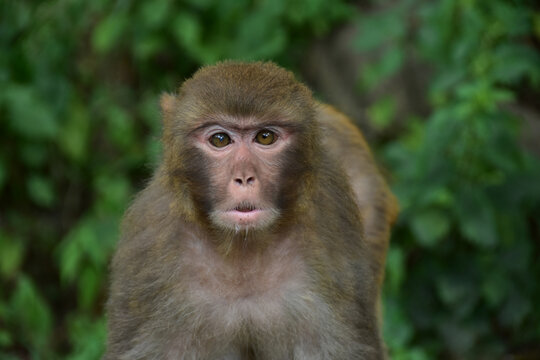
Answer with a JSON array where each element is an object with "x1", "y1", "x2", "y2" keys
[{"x1": 234, "y1": 177, "x2": 255, "y2": 186}]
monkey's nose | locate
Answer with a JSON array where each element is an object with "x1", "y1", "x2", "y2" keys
[{"x1": 234, "y1": 176, "x2": 256, "y2": 186}]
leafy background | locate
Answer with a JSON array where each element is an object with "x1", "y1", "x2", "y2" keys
[{"x1": 1, "y1": 0, "x2": 539, "y2": 359}]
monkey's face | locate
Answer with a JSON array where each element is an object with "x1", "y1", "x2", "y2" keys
[
  {"x1": 161, "y1": 62, "x2": 317, "y2": 234},
  {"x1": 187, "y1": 116, "x2": 296, "y2": 233},
  {"x1": 187, "y1": 118, "x2": 294, "y2": 232}
]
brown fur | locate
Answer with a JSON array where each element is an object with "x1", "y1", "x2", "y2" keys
[{"x1": 104, "y1": 61, "x2": 398, "y2": 359}]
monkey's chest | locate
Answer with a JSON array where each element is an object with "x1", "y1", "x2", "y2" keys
[{"x1": 181, "y1": 246, "x2": 312, "y2": 333}]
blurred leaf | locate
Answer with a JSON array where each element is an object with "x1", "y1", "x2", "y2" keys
[
  {"x1": 78, "y1": 267, "x2": 101, "y2": 310},
  {"x1": 19, "y1": 143, "x2": 48, "y2": 168},
  {"x1": 0, "y1": 157, "x2": 6, "y2": 191},
  {"x1": 410, "y1": 209, "x2": 450, "y2": 247},
  {"x1": 499, "y1": 293, "x2": 532, "y2": 328},
  {"x1": 65, "y1": 316, "x2": 106, "y2": 360},
  {"x1": 0, "y1": 0, "x2": 31, "y2": 40},
  {"x1": 138, "y1": 0, "x2": 170, "y2": 29},
  {"x1": 146, "y1": 137, "x2": 162, "y2": 168},
  {"x1": 172, "y1": 13, "x2": 203, "y2": 60},
  {"x1": 436, "y1": 273, "x2": 477, "y2": 310},
  {"x1": 137, "y1": 95, "x2": 161, "y2": 130},
  {"x1": 0, "y1": 233, "x2": 24, "y2": 278},
  {"x1": 231, "y1": 10, "x2": 287, "y2": 60},
  {"x1": 185, "y1": 0, "x2": 215, "y2": 10},
  {"x1": 367, "y1": 96, "x2": 396, "y2": 130},
  {"x1": 354, "y1": 11, "x2": 405, "y2": 52},
  {"x1": 92, "y1": 13, "x2": 129, "y2": 53},
  {"x1": 430, "y1": 69, "x2": 466, "y2": 103},
  {"x1": 94, "y1": 175, "x2": 131, "y2": 213},
  {"x1": 59, "y1": 215, "x2": 119, "y2": 286},
  {"x1": 287, "y1": 0, "x2": 351, "y2": 30},
  {"x1": 106, "y1": 106, "x2": 135, "y2": 150},
  {"x1": 456, "y1": 192, "x2": 497, "y2": 248},
  {"x1": 392, "y1": 348, "x2": 431, "y2": 360},
  {"x1": 58, "y1": 241, "x2": 82, "y2": 284},
  {"x1": 0, "y1": 353, "x2": 20, "y2": 360},
  {"x1": 360, "y1": 47, "x2": 404, "y2": 91},
  {"x1": 0, "y1": 329, "x2": 13, "y2": 347},
  {"x1": 59, "y1": 220, "x2": 91, "y2": 283},
  {"x1": 494, "y1": 2, "x2": 532, "y2": 36},
  {"x1": 385, "y1": 247, "x2": 405, "y2": 293},
  {"x1": 418, "y1": 186, "x2": 454, "y2": 208},
  {"x1": 535, "y1": 12, "x2": 540, "y2": 38},
  {"x1": 437, "y1": 320, "x2": 488, "y2": 355},
  {"x1": 134, "y1": 35, "x2": 166, "y2": 60},
  {"x1": 59, "y1": 101, "x2": 90, "y2": 162},
  {"x1": 26, "y1": 175, "x2": 56, "y2": 208},
  {"x1": 481, "y1": 270, "x2": 509, "y2": 308},
  {"x1": 9, "y1": 276, "x2": 52, "y2": 350},
  {"x1": 383, "y1": 297, "x2": 414, "y2": 348},
  {"x1": 2, "y1": 85, "x2": 59, "y2": 140},
  {"x1": 491, "y1": 44, "x2": 540, "y2": 85},
  {"x1": 455, "y1": 81, "x2": 514, "y2": 115}
]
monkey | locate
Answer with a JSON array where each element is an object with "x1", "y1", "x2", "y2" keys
[{"x1": 104, "y1": 61, "x2": 398, "y2": 360}]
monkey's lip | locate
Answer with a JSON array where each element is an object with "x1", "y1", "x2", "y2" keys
[
  {"x1": 211, "y1": 206, "x2": 279, "y2": 230},
  {"x1": 224, "y1": 206, "x2": 266, "y2": 225},
  {"x1": 211, "y1": 203, "x2": 279, "y2": 229},
  {"x1": 227, "y1": 209, "x2": 263, "y2": 220},
  {"x1": 233, "y1": 204, "x2": 258, "y2": 212}
]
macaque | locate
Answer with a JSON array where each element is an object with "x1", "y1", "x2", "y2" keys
[{"x1": 104, "y1": 61, "x2": 398, "y2": 360}]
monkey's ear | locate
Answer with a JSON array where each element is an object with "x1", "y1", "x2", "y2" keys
[{"x1": 160, "y1": 93, "x2": 176, "y2": 127}]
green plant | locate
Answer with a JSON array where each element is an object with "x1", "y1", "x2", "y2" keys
[
  {"x1": 1, "y1": 0, "x2": 538, "y2": 358},
  {"x1": 353, "y1": 0, "x2": 540, "y2": 358}
]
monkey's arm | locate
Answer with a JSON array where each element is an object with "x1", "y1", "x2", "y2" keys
[{"x1": 104, "y1": 176, "x2": 183, "y2": 359}]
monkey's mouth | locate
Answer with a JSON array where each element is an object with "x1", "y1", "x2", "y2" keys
[
  {"x1": 213, "y1": 202, "x2": 274, "y2": 228},
  {"x1": 228, "y1": 203, "x2": 263, "y2": 221},
  {"x1": 210, "y1": 202, "x2": 280, "y2": 230},
  {"x1": 233, "y1": 204, "x2": 257, "y2": 212},
  {"x1": 225, "y1": 207, "x2": 263, "y2": 226}
]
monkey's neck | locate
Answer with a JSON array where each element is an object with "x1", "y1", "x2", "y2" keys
[
  {"x1": 179, "y1": 215, "x2": 299, "y2": 259},
  {"x1": 211, "y1": 226, "x2": 285, "y2": 258}
]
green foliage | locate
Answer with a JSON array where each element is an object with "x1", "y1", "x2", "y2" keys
[
  {"x1": 354, "y1": 0, "x2": 540, "y2": 358},
  {"x1": 1, "y1": 0, "x2": 539, "y2": 358}
]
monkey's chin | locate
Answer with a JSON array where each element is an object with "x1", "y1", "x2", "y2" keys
[{"x1": 210, "y1": 208, "x2": 280, "y2": 233}]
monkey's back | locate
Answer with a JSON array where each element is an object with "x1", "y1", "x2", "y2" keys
[{"x1": 317, "y1": 104, "x2": 398, "y2": 286}]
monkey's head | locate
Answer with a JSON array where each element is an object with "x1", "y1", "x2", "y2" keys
[{"x1": 160, "y1": 61, "x2": 319, "y2": 236}]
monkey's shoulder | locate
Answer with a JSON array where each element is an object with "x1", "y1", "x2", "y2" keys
[
  {"x1": 120, "y1": 176, "x2": 175, "y2": 230},
  {"x1": 316, "y1": 103, "x2": 372, "y2": 159},
  {"x1": 112, "y1": 179, "x2": 182, "y2": 266},
  {"x1": 316, "y1": 102, "x2": 399, "y2": 237}
]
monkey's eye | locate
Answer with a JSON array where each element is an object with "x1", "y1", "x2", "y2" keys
[
  {"x1": 210, "y1": 133, "x2": 231, "y2": 148},
  {"x1": 255, "y1": 130, "x2": 276, "y2": 145}
]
